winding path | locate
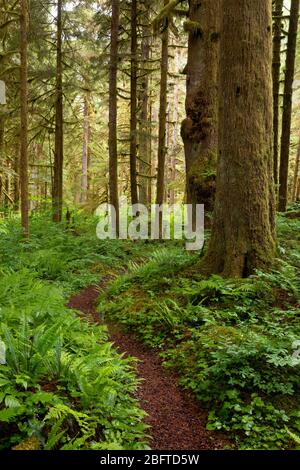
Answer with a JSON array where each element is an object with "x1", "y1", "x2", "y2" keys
[{"x1": 68, "y1": 281, "x2": 227, "y2": 450}]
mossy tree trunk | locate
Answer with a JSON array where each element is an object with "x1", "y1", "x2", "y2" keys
[
  {"x1": 169, "y1": 46, "x2": 180, "y2": 206},
  {"x1": 0, "y1": 118, "x2": 4, "y2": 207},
  {"x1": 279, "y1": 0, "x2": 300, "y2": 212},
  {"x1": 202, "y1": 0, "x2": 276, "y2": 278},
  {"x1": 297, "y1": 179, "x2": 300, "y2": 201},
  {"x1": 292, "y1": 133, "x2": 300, "y2": 202},
  {"x1": 53, "y1": 0, "x2": 63, "y2": 222},
  {"x1": 130, "y1": 0, "x2": 138, "y2": 206},
  {"x1": 81, "y1": 92, "x2": 90, "y2": 204},
  {"x1": 272, "y1": 0, "x2": 284, "y2": 187},
  {"x1": 181, "y1": 0, "x2": 220, "y2": 218},
  {"x1": 138, "y1": 4, "x2": 151, "y2": 206},
  {"x1": 108, "y1": 0, "x2": 120, "y2": 234},
  {"x1": 13, "y1": 139, "x2": 20, "y2": 210},
  {"x1": 156, "y1": 0, "x2": 169, "y2": 213},
  {"x1": 20, "y1": 0, "x2": 29, "y2": 237}
]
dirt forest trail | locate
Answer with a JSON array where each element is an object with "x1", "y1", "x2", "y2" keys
[{"x1": 68, "y1": 277, "x2": 228, "y2": 451}]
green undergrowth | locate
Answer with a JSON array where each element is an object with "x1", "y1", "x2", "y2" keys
[
  {"x1": 98, "y1": 212, "x2": 300, "y2": 450},
  {"x1": 0, "y1": 211, "x2": 157, "y2": 296},
  {"x1": 0, "y1": 211, "x2": 154, "y2": 450}
]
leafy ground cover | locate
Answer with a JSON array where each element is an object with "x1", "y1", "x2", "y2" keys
[
  {"x1": 1, "y1": 207, "x2": 299, "y2": 450},
  {"x1": 0, "y1": 211, "x2": 154, "y2": 450},
  {"x1": 98, "y1": 209, "x2": 300, "y2": 450}
]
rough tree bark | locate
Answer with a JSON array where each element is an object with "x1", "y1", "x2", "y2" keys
[
  {"x1": 4, "y1": 158, "x2": 10, "y2": 208},
  {"x1": 169, "y1": 46, "x2": 180, "y2": 206},
  {"x1": 279, "y1": 0, "x2": 300, "y2": 212},
  {"x1": 292, "y1": 133, "x2": 300, "y2": 201},
  {"x1": 272, "y1": 0, "x2": 284, "y2": 187},
  {"x1": 138, "y1": 4, "x2": 151, "y2": 206},
  {"x1": 108, "y1": 0, "x2": 120, "y2": 233},
  {"x1": 53, "y1": 0, "x2": 64, "y2": 222},
  {"x1": 0, "y1": 118, "x2": 5, "y2": 207},
  {"x1": 13, "y1": 141, "x2": 20, "y2": 211},
  {"x1": 148, "y1": 48, "x2": 155, "y2": 205},
  {"x1": 20, "y1": 0, "x2": 29, "y2": 237},
  {"x1": 130, "y1": 0, "x2": 138, "y2": 206},
  {"x1": 81, "y1": 92, "x2": 90, "y2": 203},
  {"x1": 156, "y1": 0, "x2": 169, "y2": 232},
  {"x1": 181, "y1": 0, "x2": 220, "y2": 218},
  {"x1": 202, "y1": 0, "x2": 276, "y2": 278}
]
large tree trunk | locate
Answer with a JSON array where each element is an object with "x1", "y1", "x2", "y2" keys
[
  {"x1": 53, "y1": 0, "x2": 63, "y2": 222},
  {"x1": 108, "y1": 0, "x2": 120, "y2": 233},
  {"x1": 278, "y1": 0, "x2": 300, "y2": 212},
  {"x1": 292, "y1": 133, "x2": 300, "y2": 201},
  {"x1": 202, "y1": 0, "x2": 276, "y2": 278},
  {"x1": 272, "y1": 0, "x2": 284, "y2": 187},
  {"x1": 181, "y1": 0, "x2": 220, "y2": 219},
  {"x1": 129, "y1": 0, "x2": 138, "y2": 206},
  {"x1": 20, "y1": 0, "x2": 29, "y2": 237},
  {"x1": 156, "y1": 0, "x2": 169, "y2": 233}
]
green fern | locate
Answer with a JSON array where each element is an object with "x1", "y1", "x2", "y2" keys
[
  {"x1": 44, "y1": 417, "x2": 66, "y2": 450},
  {"x1": 285, "y1": 427, "x2": 300, "y2": 445}
]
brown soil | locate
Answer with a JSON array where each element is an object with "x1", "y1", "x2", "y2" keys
[{"x1": 68, "y1": 280, "x2": 228, "y2": 451}]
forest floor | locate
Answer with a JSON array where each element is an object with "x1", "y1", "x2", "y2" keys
[
  {"x1": 0, "y1": 208, "x2": 299, "y2": 450},
  {"x1": 68, "y1": 279, "x2": 228, "y2": 450}
]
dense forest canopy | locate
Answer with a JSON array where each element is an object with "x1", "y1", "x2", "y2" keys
[{"x1": 0, "y1": 0, "x2": 299, "y2": 455}]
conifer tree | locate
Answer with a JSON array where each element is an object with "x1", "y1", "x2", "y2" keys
[{"x1": 202, "y1": 0, "x2": 276, "y2": 277}]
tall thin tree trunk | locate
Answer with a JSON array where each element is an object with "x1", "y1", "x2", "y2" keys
[
  {"x1": 292, "y1": 133, "x2": 300, "y2": 201},
  {"x1": 0, "y1": 117, "x2": 5, "y2": 209},
  {"x1": 13, "y1": 140, "x2": 20, "y2": 210},
  {"x1": 130, "y1": 0, "x2": 138, "y2": 206},
  {"x1": 81, "y1": 93, "x2": 90, "y2": 203},
  {"x1": 20, "y1": 0, "x2": 29, "y2": 237},
  {"x1": 4, "y1": 159, "x2": 10, "y2": 208},
  {"x1": 138, "y1": 6, "x2": 151, "y2": 206},
  {"x1": 278, "y1": 0, "x2": 300, "y2": 212},
  {"x1": 297, "y1": 178, "x2": 300, "y2": 201},
  {"x1": 148, "y1": 38, "x2": 155, "y2": 205},
  {"x1": 87, "y1": 101, "x2": 91, "y2": 193},
  {"x1": 53, "y1": 0, "x2": 64, "y2": 222},
  {"x1": 202, "y1": 0, "x2": 276, "y2": 278},
  {"x1": 170, "y1": 47, "x2": 180, "y2": 206},
  {"x1": 156, "y1": 0, "x2": 169, "y2": 235},
  {"x1": 272, "y1": 0, "x2": 284, "y2": 187},
  {"x1": 165, "y1": 99, "x2": 171, "y2": 203},
  {"x1": 31, "y1": 144, "x2": 37, "y2": 210},
  {"x1": 181, "y1": 0, "x2": 220, "y2": 220},
  {"x1": 108, "y1": 0, "x2": 120, "y2": 233}
]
